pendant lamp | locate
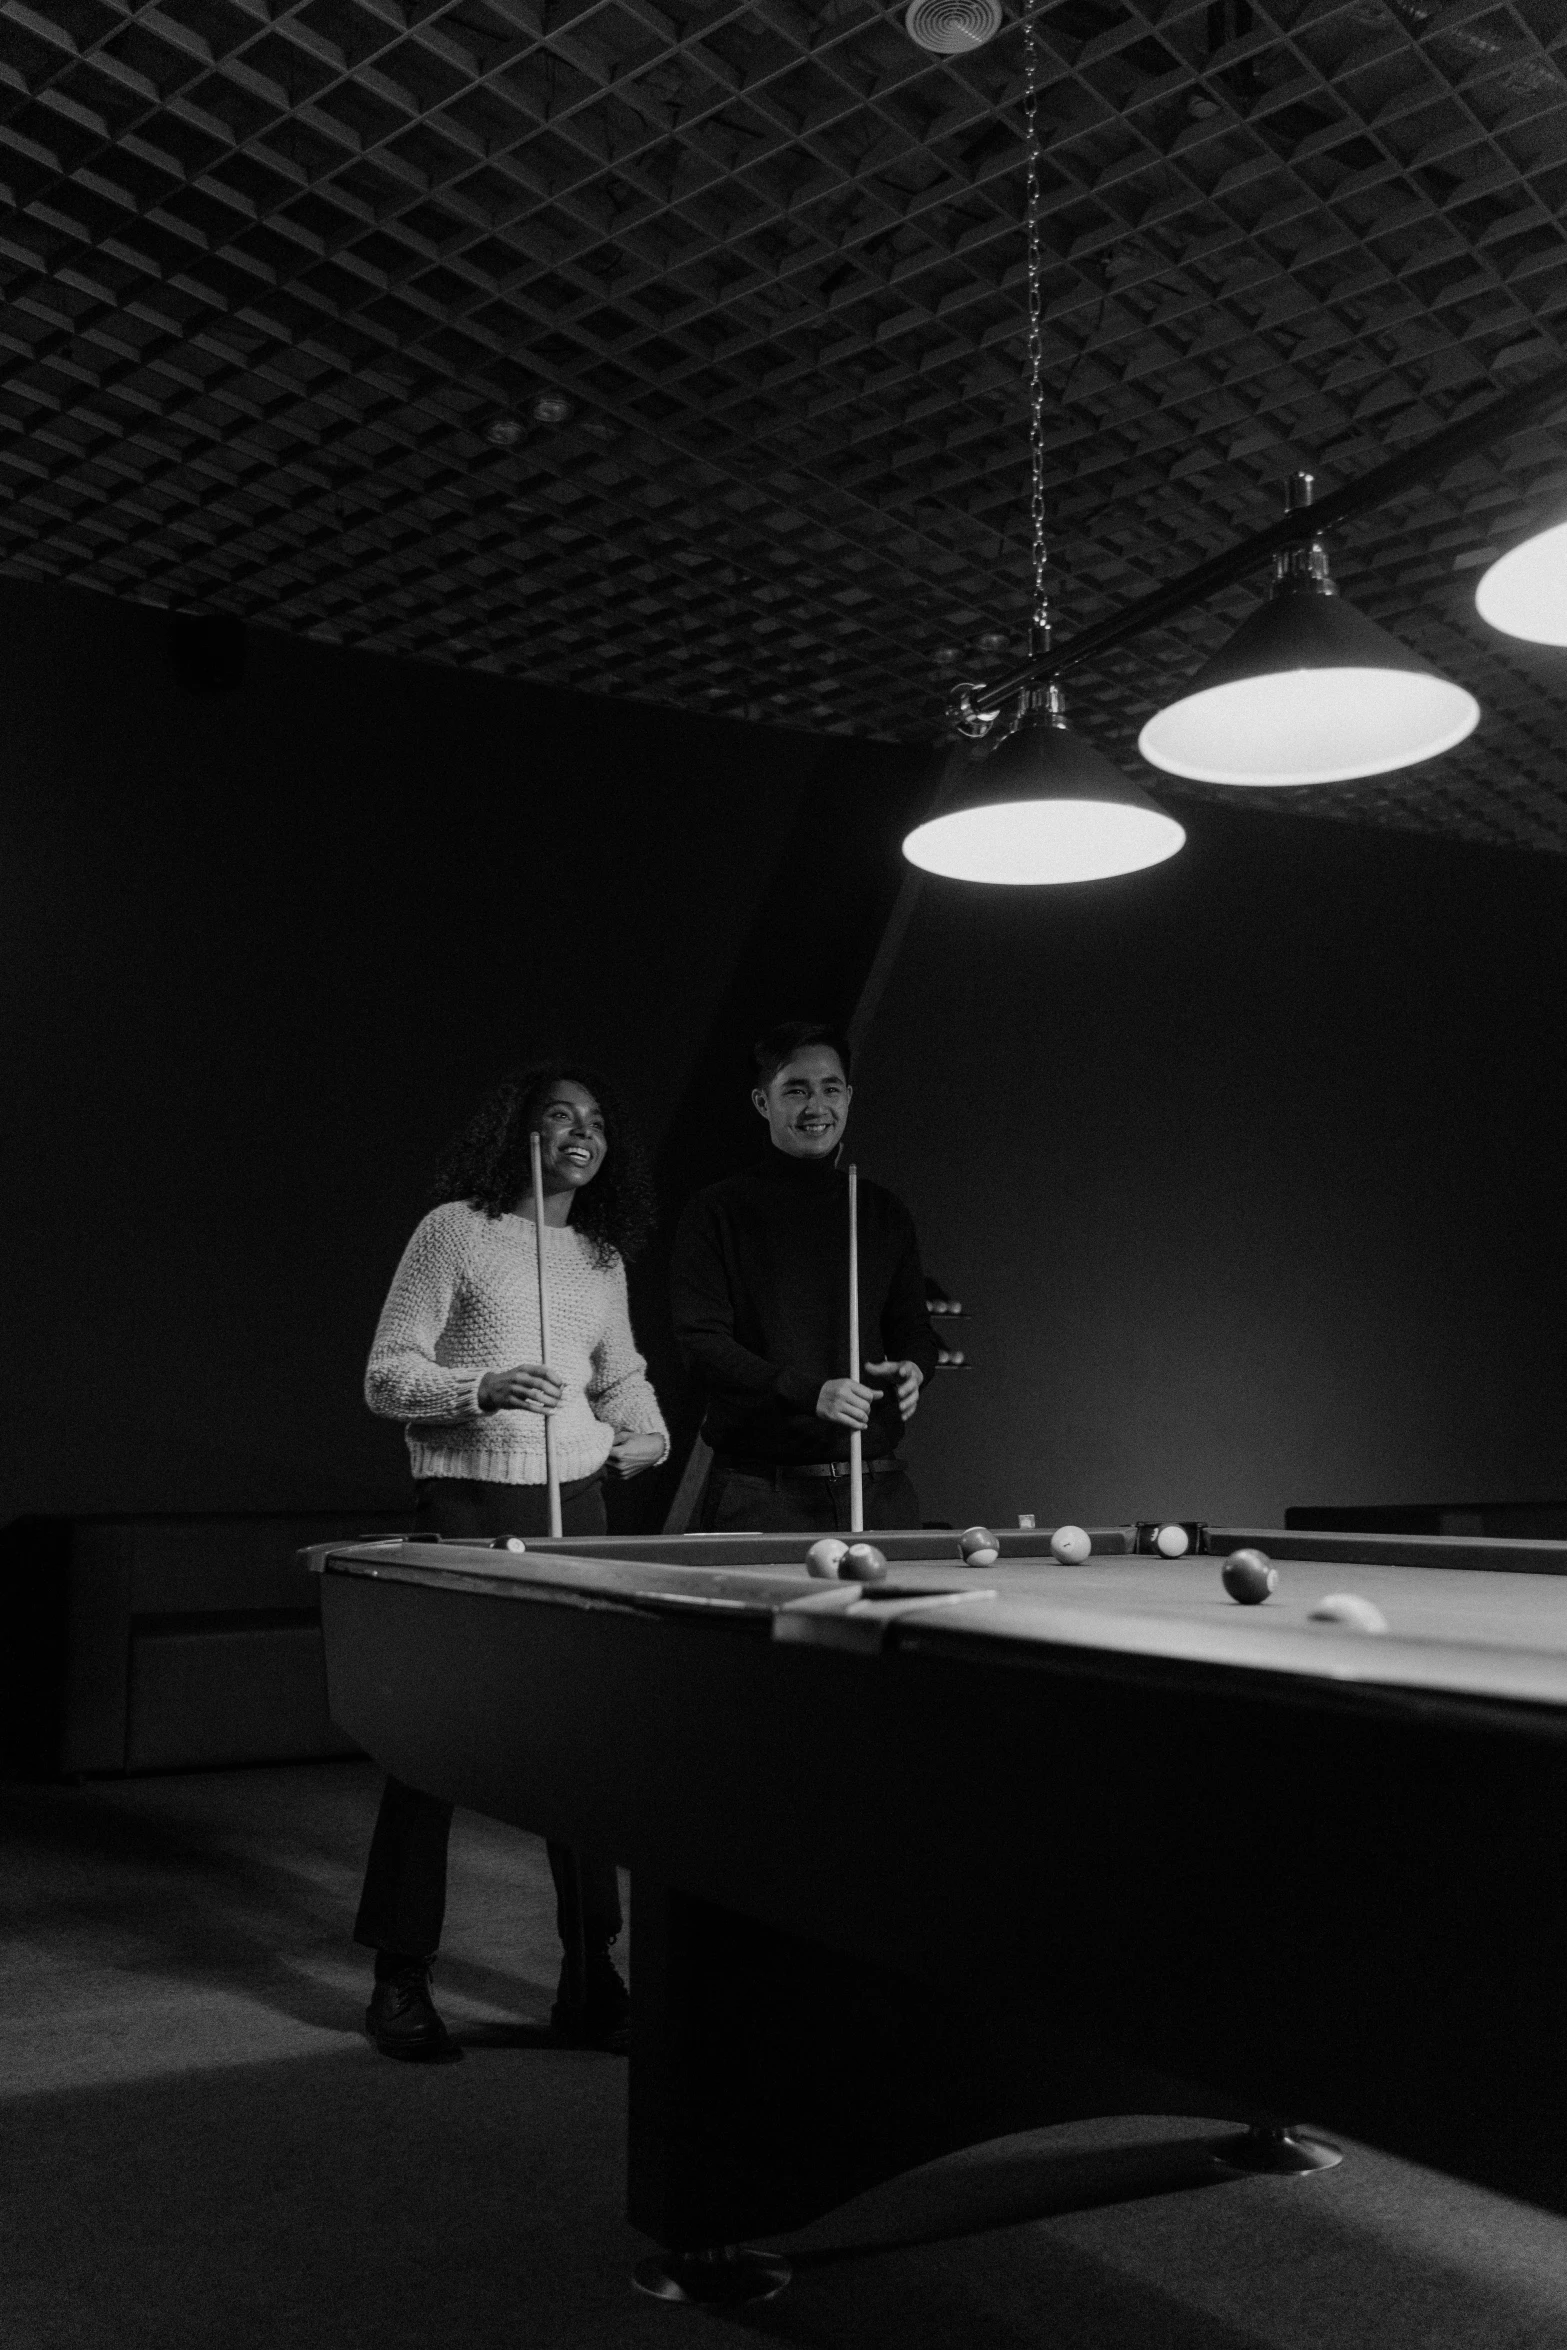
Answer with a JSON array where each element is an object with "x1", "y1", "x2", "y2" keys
[
  {"x1": 1475, "y1": 516, "x2": 1567, "y2": 645},
  {"x1": 1138, "y1": 476, "x2": 1479, "y2": 786},
  {"x1": 905, "y1": 688, "x2": 1184, "y2": 884},
  {"x1": 907, "y1": 0, "x2": 1185, "y2": 887}
]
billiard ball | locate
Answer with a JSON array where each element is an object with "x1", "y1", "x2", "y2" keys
[
  {"x1": 1155, "y1": 1523, "x2": 1190, "y2": 1558},
  {"x1": 492, "y1": 1537, "x2": 527, "y2": 1552},
  {"x1": 1309, "y1": 1591, "x2": 1388, "y2": 1633},
  {"x1": 1222, "y1": 1548, "x2": 1277, "y2": 1604},
  {"x1": 806, "y1": 1538, "x2": 849, "y2": 1579},
  {"x1": 959, "y1": 1525, "x2": 1000, "y2": 1566},
  {"x1": 1050, "y1": 1524, "x2": 1092, "y2": 1564},
  {"x1": 841, "y1": 1542, "x2": 889, "y2": 1583}
]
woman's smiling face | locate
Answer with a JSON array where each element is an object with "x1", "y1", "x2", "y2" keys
[{"x1": 533, "y1": 1079, "x2": 607, "y2": 1193}]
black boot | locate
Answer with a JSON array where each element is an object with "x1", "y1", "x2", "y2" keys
[
  {"x1": 552, "y1": 1948, "x2": 630, "y2": 2052},
  {"x1": 365, "y1": 1957, "x2": 462, "y2": 2062}
]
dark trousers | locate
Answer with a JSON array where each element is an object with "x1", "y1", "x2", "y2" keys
[
  {"x1": 700, "y1": 1459, "x2": 923, "y2": 1536},
  {"x1": 353, "y1": 1474, "x2": 623, "y2": 1992}
]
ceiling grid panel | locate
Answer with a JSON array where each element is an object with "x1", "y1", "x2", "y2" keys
[{"x1": 1, "y1": 0, "x2": 1564, "y2": 843}]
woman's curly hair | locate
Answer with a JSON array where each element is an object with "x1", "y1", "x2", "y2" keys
[{"x1": 433, "y1": 1062, "x2": 657, "y2": 1269}]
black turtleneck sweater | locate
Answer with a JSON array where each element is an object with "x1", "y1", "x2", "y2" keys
[{"x1": 670, "y1": 1151, "x2": 940, "y2": 1466}]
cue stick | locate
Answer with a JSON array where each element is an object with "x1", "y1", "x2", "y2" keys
[
  {"x1": 848, "y1": 1161, "x2": 863, "y2": 1536},
  {"x1": 529, "y1": 1128, "x2": 564, "y2": 1539}
]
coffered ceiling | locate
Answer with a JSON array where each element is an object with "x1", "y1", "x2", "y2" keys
[{"x1": 3, "y1": 0, "x2": 1567, "y2": 846}]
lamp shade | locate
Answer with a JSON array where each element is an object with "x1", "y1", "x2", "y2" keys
[
  {"x1": 904, "y1": 709, "x2": 1185, "y2": 885},
  {"x1": 1475, "y1": 517, "x2": 1567, "y2": 645},
  {"x1": 1138, "y1": 582, "x2": 1479, "y2": 786}
]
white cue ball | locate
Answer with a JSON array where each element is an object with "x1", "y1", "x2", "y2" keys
[
  {"x1": 806, "y1": 1538, "x2": 849, "y2": 1580},
  {"x1": 1308, "y1": 1591, "x2": 1388, "y2": 1634},
  {"x1": 1050, "y1": 1524, "x2": 1092, "y2": 1564},
  {"x1": 1155, "y1": 1523, "x2": 1190, "y2": 1558}
]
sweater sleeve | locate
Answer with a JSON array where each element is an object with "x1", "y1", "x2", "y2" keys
[
  {"x1": 364, "y1": 1207, "x2": 486, "y2": 1425},
  {"x1": 670, "y1": 1194, "x2": 819, "y2": 1412},
  {"x1": 587, "y1": 1260, "x2": 670, "y2": 1462},
  {"x1": 879, "y1": 1200, "x2": 940, "y2": 1383}
]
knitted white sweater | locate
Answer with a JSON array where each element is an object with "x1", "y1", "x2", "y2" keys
[{"x1": 365, "y1": 1201, "x2": 669, "y2": 1485}]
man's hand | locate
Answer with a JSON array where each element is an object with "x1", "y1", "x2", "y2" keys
[
  {"x1": 815, "y1": 1375, "x2": 879, "y2": 1429},
  {"x1": 865, "y1": 1359, "x2": 924, "y2": 1423},
  {"x1": 607, "y1": 1430, "x2": 664, "y2": 1479},
  {"x1": 478, "y1": 1364, "x2": 564, "y2": 1415}
]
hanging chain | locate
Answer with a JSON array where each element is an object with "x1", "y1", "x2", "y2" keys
[
  {"x1": 1024, "y1": 0, "x2": 1048, "y2": 668},
  {"x1": 954, "y1": 0, "x2": 1049, "y2": 740}
]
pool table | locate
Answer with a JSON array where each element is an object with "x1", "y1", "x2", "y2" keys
[{"x1": 309, "y1": 1521, "x2": 1567, "y2": 2294}]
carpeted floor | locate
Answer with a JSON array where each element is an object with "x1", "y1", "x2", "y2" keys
[{"x1": 4, "y1": 1761, "x2": 1566, "y2": 2349}]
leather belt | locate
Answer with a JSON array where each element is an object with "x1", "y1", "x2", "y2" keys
[{"x1": 720, "y1": 1456, "x2": 904, "y2": 1484}]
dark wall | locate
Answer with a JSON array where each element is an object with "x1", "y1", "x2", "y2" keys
[
  {"x1": 849, "y1": 805, "x2": 1567, "y2": 1530},
  {"x1": 0, "y1": 578, "x2": 920, "y2": 1520},
  {"x1": 15, "y1": 576, "x2": 1561, "y2": 1536}
]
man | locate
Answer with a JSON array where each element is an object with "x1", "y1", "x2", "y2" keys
[{"x1": 671, "y1": 1021, "x2": 939, "y2": 1534}]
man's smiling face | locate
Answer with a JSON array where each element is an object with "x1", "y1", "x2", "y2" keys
[{"x1": 752, "y1": 1045, "x2": 852, "y2": 1160}]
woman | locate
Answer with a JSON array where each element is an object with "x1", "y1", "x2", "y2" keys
[{"x1": 353, "y1": 1062, "x2": 667, "y2": 2059}]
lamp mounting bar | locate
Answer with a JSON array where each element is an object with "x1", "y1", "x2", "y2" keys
[{"x1": 952, "y1": 359, "x2": 1567, "y2": 727}]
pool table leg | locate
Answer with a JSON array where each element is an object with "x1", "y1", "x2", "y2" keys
[
  {"x1": 623, "y1": 1877, "x2": 1285, "y2": 2284},
  {"x1": 629, "y1": 1877, "x2": 983, "y2": 2258},
  {"x1": 1211, "y1": 2122, "x2": 1343, "y2": 2175}
]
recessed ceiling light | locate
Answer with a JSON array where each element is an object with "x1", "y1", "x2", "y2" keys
[
  {"x1": 485, "y1": 417, "x2": 522, "y2": 447},
  {"x1": 904, "y1": 0, "x2": 1002, "y2": 53},
  {"x1": 531, "y1": 391, "x2": 573, "y2": 426}
]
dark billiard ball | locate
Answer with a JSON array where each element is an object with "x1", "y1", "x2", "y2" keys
[
  {"x1": 492, "y1": 1537, "x2": 527, "y2": 1552},
  {"x1": 806, "y1": 1537, "x2": 849, "y2": 1579},
  {"x1": 1222, "y1": 1548, "x2": 1277, "y2": 1605},
  {"x1": 959, "y1": 1524, "x2": 1000, "y2": 1567},
  {"x1": 841, "y1": 1542, "x2": 889, "y2": 1583}
]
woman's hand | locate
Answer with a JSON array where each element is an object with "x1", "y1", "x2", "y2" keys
[
  {"x1": 607, "y1": 1430, "x2": 665, "y2": 1479},
  {"x1": 478, "y1": 1364, "x2": 564, "y2": 1415}
]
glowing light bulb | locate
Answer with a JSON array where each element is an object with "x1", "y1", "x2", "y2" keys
[{"x1": 1475, "y1": 519, "x2": 1567, "y2": 647}]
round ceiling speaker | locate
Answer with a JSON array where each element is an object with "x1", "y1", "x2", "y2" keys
[{"x1": 904, "y1": 0, "x2": 1004, "y2": 54}]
